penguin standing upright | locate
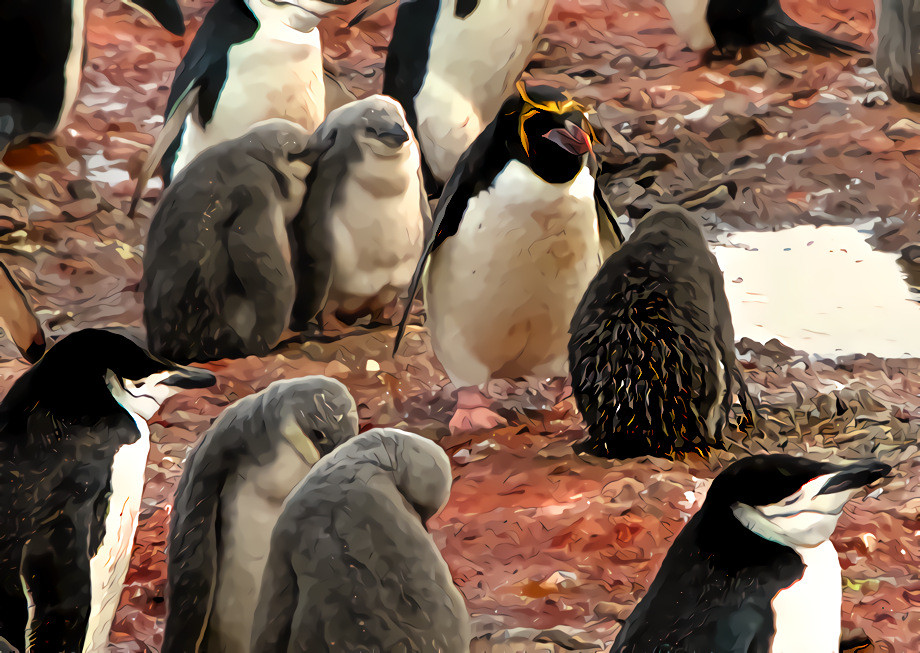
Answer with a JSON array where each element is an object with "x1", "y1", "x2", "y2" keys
[
  {"x1": 142, "y1": 119, "x2": 319, "y2": 363},
  {"x1": 396, "y1": 81, "x2": 623, "y2": 431},
  {"x1": 611, "y1": 454, "x2": 891, "y2": 653},
  {"x1": 0, "y1": 0, "x2": 185, "y2": 154},
  {"x1": 353, "y1": 0, "x2": 554, "y2": 194},
  {"x1": 288, "y1": 95, "x2": 431, "y2": 328},
  {"x1": 141, "y1": 0, "x2": 355, "y2": 194},
  {"x1": 0, "y1": 330, "x2": 215, "y2": 653},
  {"x1": 164, "y1": 376, "x2": 359, "y2": 653},
  {"x1": 661, "y1": 0, "x2": 866, "y2": 56},
  {"x1": 568, "y1": 206, "x2": 737, "y2": 459},
  {"x1": 250, "y1": 428, "x2": 471, "y2": 653}
]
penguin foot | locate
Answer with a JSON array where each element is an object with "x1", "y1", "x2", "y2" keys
[{"x1": 449, "y1": 387, "x2": 506, "y2": 433}]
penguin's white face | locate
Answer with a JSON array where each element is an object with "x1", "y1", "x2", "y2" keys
[
  {"x1": 105, "y1": 370, "x2": 183, "y2": 421},
  {"x1": 661, "y1": 0, "x2": 716, "y2": 51},
  {"x1": 731, "y1": 473, "x2": 865, "y2": 548}
]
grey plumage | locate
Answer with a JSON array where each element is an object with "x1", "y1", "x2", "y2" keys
[
  {"x1": 568, "y1": 206, "x2": 736, "y2": 459},
  {"x1": 250, "y1": 428, "x2": 471, "y2": 653},
  {"x1": 289, "y1": 94, "x2": 430, "y2": 329},
  {"x1": 875, "y1": 0, "x2": 920, "y2": 102},
  {"x1": 142, "y1": 119, "x2": 329, "y2": 363},
  {"x1": 164, "y1": 376, "x2": 359, "y2": 653}
]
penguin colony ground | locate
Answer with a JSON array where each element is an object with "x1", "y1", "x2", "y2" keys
[{"x1": 0, "y1": 0, "x2": 910, "y2": 651}]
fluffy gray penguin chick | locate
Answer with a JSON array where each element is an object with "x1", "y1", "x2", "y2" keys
[
  {"x1": 250, "y1": 427, "x2": 471, "y2": 653},
  {"x1": 164, "y1": 376, "x2": 359, "y2": 653}
]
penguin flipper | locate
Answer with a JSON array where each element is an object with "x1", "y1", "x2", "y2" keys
[
  {"x1": 764, "y1": 6, "x2": 867, "y2": 56},
  {"x1": 393, "y1": 97, "x2": 514, "y2": 353},
  {"x1": 0, "y1": 260, "x2": 45, "y2": 363},
  {"x1": 128, "y1": 86, "x2": 199, "y2": 217},
  {"x1": 163, "y1": 444, "x2": 222, "y2": 653},
  {"x1": 122, "y1": 0, "x2": 186, "y2": 35},
  {"x1": 20, "y1": 517, "x2": 92, "y2": 651}
]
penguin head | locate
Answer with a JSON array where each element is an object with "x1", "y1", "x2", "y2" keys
[
  {"x1": 374, "y1": 428, "x2": 453, "y2": 524},
  {"x1": 247, "y1": 0, "x2": 355, "y2": 32},
  {"x1": 707, "y1": 455, "x2": 891, "y2": 549},
  {"x1": 0, "y1": 329, "x2": 215, "y2": 430},
  {"x1": 267, "y1": 376, "x2": 360, "y2": 464},
  {"x1": 513, "y1": 81, "x2": 594, "y2": 184},
  {"x1": 317, "y1": 95, "x2": 412, "y2": 158}
]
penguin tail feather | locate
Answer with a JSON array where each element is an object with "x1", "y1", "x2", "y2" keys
[{"x1": 769, "y1": 12, "x2": 867, "y2": 57}]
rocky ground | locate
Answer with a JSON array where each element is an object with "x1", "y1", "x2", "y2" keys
[{"x1": 0, "y1": 0, "x2": 918, "y2": 650}]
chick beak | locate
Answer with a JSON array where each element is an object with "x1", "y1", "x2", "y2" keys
[{"x1": 543, "y1": 120, "x2": 591, "y2": 156}]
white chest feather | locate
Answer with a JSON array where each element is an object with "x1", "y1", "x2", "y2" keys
[
  {"x1": 172, "y1": 25, "x2": 325, "y2": 175},
  {"x1": 415, "y1": 0, "x2": 553, "y2": 181},
  {"x1": 328, "y1": 140, "x2": 427, "y2": 300},
  {"x1": 83, "y1": 412, "x2": 150, "y2": 653},
  {"x1": 426, "y1": 161, "x2": 601, "y2": 387},
  {"x1": 770, "y1": 540, "x2": 842, "y2": 653},
  {"x1": 209, "y1": 440, "x2": 315, "y2": 653}
]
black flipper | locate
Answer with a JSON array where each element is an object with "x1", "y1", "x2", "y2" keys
[
  {"x1": 763, "y1": 4, "x2": 867, "y2": 56},
  {"x1": 382, "y1": 0, "x2": 442, "y2": 196},
  {"x1": 392, "y1": 96, "x2": 520, "y2": 353},
  {"x1": 588, "y1": 155, "x2": 625, "y2": 257},
  {"x1": 124, "y1": 0, "x2": 186, "y2": 35},
  {"x1": 160, "y1": 0, "x2": 258, "y2": 181}
]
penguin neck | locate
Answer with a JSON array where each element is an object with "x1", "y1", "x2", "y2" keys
[
  {"x1": 696, "y1": 503, "x2": 803, "y2": 572},
  {"x1": 252, "y1": 15, "x2": 322, "y2": 44}
]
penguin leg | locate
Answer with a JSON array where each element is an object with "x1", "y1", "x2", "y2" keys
[
  {"x1": 449, "y1": 386, "x2": 507, "y2": 433},
  {"x1": 20, "y1": 515, "x2": 92, "y2": 652}
]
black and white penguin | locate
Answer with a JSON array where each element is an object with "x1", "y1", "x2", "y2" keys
[
  {"x1": 568, "y1": 206, "x2": 737, "y2": 459},
  {"x1": 164, "y1": 376, "x2": 359, "y2": 653},
  {"x1": 661, "y1": 0, "x2": 866, "y2": 56},
  {"x1": 250, "y1": 427, "x2": 471, "y2": 652},
  {"x1": 395, "y1": 81, "x2": 623, "y2": 431},
  {"x1": 0, "y1": 329, "x2": 215, "y2": 653},
  {"x1": 0, "y1": 0, "x2": 184, "y2": 154},
  {"x1": 139, "y1": 0, "x2": 355, "y2": 196},
  {"x1": 142, "y1": 119, "x2": 319, "y2": 363},
  {"x1": 0, "y1": 260, "x2": 45, "y2": 363},
  {"x1": 875, "y1": 0, "x2": 920, "y2": 103},
  {"x1": 612, "y1": 454, "x2": 891, "y2": 652},
  {"x1": 352, "y1": 0, "x2": 554, "y2": 195},
  {"x1": 288, "y1": 94, "x2": 430, "y2": 328}
]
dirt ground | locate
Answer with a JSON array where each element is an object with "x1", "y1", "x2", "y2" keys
[{"x1": 0, "y1": 0, "x2": 919, "y2": 650}]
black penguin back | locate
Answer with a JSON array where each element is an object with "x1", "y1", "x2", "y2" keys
[{"x1": 568, "y1": 208, "x2": 733, "y2": 459}]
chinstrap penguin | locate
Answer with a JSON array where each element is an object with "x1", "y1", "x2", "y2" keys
[
  {"x1": 164, "y1": 376, "x2": 359, "y2": 653},
  {"x1": 0, "y1": 260, "x2": 45, "y2": 363},
  {"x1": 0, "y1": 329, "x2": 215, "y2": 653},
  {"x1": 250, "y1": 428, "x2": 471, "y2": 652},
  {"x1": 352, "y1": 0, "x2": 554, "y2": 195},
  {"x1": 0, "y1": 0, "x2": 184, "y2": 155},
  {"x1": 287, "y1": 94, "x2": 431, "y2": 329},
  {"x1": 611, "y1": 454, "x2": 891, "y2": 653},
  {"x1": 143, "y1": 119, "x2": 321, "y2": 363},
  {"x1": 568, "y1": 206, "x2": 739, "y2": 459},
  {"x1": 661, "y1": 0, "x2": 866, "y2": 57},
  {"x1": 395, "y1": 81, "x2": 623, "y2": 431},
  {"x1": 131, "y1": 0, "x2": 356, "y2": 211}
]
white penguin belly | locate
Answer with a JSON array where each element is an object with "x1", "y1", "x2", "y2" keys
[
  {"x1": 329, "y1": 147, "x2": 426, "y2": 301},
  {"x1": 58, "y1": 0, "x2": 87, "y2": 134},
  {"x1": 209, "y1": 442, "x2": 315, "y2": 653},
  {"x1": 172, "y1": 27, "x2": 325, "y2": 175},
  {"x1": 661, "y1": 0, "x2": 716, "y2": 51},
  {"x1": 426, "y1": 161, "x2": 601, "y2": 388},
  {"x1": 83, "y1": 414, "x2": 150, "y2": 653},
  {"x1": 415, "y1": 0, "x2": 553, "y2": 182},
  {"x1": 770, "y1": 540, "x2": 842, "y2": 653}
]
